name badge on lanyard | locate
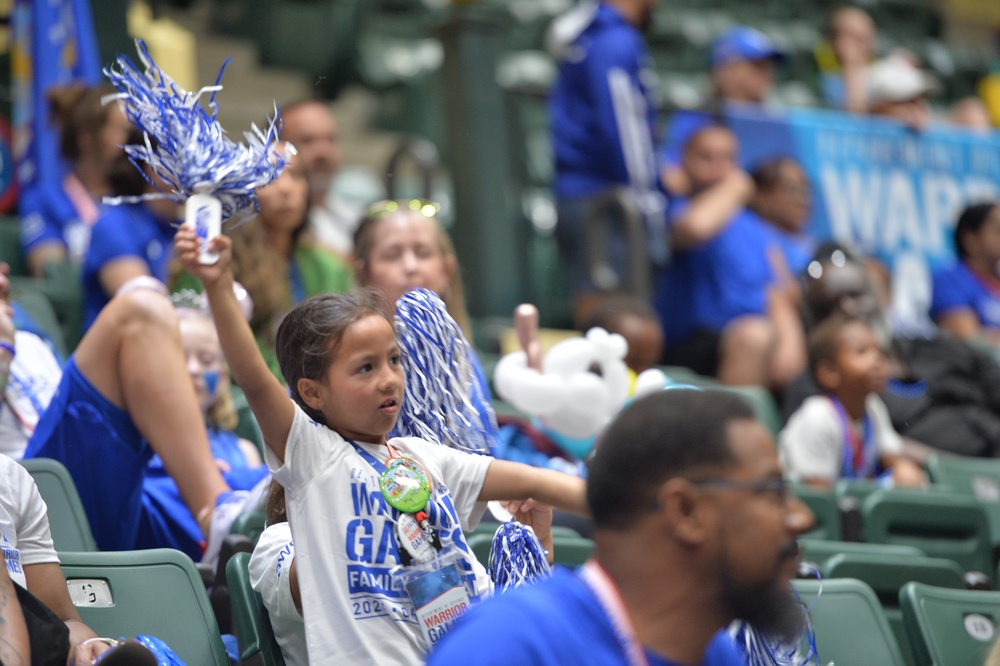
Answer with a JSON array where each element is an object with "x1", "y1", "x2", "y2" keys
[{"x1": 350, "y1": 440, "x2": 474, "y2": 647}]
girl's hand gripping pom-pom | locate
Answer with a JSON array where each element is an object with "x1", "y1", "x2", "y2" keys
[{"x1": 175, "y1": 226, "x2": 232, "y2": 288}]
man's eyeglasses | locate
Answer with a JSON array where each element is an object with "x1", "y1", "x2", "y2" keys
[
  {"x1": 366, "y1": 199, "x2": 440, "y2": 220},
  {"x1": 689, "y1": 477, "x2": 792, "y2": 503}
]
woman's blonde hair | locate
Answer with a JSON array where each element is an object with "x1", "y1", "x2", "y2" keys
[{"x1": 353, "y1": 201, "x2": 473, "y2": 342}]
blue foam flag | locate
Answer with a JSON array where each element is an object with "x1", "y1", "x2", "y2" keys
[{"x1": 12, "y1": 0, "x2": 102, "y2": 191}]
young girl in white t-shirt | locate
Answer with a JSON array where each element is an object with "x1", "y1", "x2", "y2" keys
[{"x1": 176, "y1": 227, "x2": 586, "y2": 664}]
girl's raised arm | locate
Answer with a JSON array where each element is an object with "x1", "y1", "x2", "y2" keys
[
  {"x1": 478, "y1": 460, "x2": 589, "y2": 517},
  {"x1": 175, "y1": 227, "x2": 295, "y2": 462}
]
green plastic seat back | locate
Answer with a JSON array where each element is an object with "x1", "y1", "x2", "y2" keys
[
  {"x1": 468, "y1": 532, "x2": 493, "y2": 568},
  {"x1": 726, "y1": 384, "x2": 783, "y2": 437},
  {"x1": 834, "y1": 478, "x2": 885, "y2": 503},
  {"x1": 549, "y1": 535, "x2": 595, "y2": 567},
  {"x1": 466, "y1": 527, "x2": 585, "y2": 568},
  {"x1": 861, "y1": 489, "x2": 993, "y2": 582},
  {"x1": 822, "y1": 554, "x2": 965, "y2": 602},
  {"x1": 799, "y1": 538, "x2": 926, "y2": 567},
  {"x1": 60, "y1": 549, "x2": 229, "y2": 666},
  {"x1": 467, "y1": 521, "x2": 580, "y2": 540},
  {"x1": 9, "y1": 284, "x2": 66, "y2": 359},
  {"x1": 900, "y1": 582, "x2": 1000, "y2": 666},
  {"x1": 927, "y1": 452, "x2": 1000, "y2": 547},
  {"x1": 821, "y1": 553, "x2": 966, "y2": 666},
  {"x1": 794, "y1": 486, "x2": 842, "y2": 541},
  {"x1": 0, "y1": 215, "x2": 27, "y2": 276},
  {"x1": 231, "y1": 385, "x2": 266, "y2": 459},
  {"x1": 231, "y1": 511, "x2": 267, "y2": 547},
  {"x1": 656, "y1": 369, "x2": 782, "y2": 437},
  {"x1": 227, "y1": 552, "x2": 287, "y2": 666},
  {"x1": 18, "y1": 457, "x2": 97, "y2": 552},
  {"x1": 793, "y1": 577, "x2": 905, "y2": 666}
]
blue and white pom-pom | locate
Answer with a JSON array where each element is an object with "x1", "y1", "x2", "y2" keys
[
  {"x1": 729, "y1": 621, "x2": 820, "y2": 666},
  {"x1": 728, "y1": 573, "x2": 822, "y2": 666},
  {"x1": 488, "y1": 521, "x2": 551, "y2": 592},
  {"x1": 391, "y1": 288, "x2": 497, "y2": 455},
  {"x1": 102, "y1": 39, "x2": 287, "y2": 223}
]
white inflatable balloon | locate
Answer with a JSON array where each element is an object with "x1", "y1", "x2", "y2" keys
[{"x1": 494, "y1": 326, "x2": 658, "y2": 442}]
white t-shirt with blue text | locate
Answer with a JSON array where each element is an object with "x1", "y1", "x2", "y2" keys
[
  {"x1": 266, "y1": 405, "x2": 492, "y2": 664},
  {"x1": 0, "y1": 453, "x2": 59, "y2": 589}
]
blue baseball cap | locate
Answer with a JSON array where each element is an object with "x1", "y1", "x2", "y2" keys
[{"x1": 710, "y1": 27, "x2": 787, "y2": 68}]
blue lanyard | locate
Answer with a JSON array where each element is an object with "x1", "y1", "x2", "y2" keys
[
  {"x1": 289, "y1": 261, "x2": 305, "y2": 304},
  {"x1": 828, "y1": 396, "x2": 876, "y2": 479},
  {"x1": 349, "y1": 440, "x2": 389, "y2": 473}
]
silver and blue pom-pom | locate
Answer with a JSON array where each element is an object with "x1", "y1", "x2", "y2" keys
[
  {"x1": 729, "y1": 621, "x2": 821, "y2": 666},
  {"x1": 488, "y1": 521, "x2": 551, "y2": 592},
  {"x1": 102, "y1": 39, "x2": 287, "y2": 222},
  {"x1": 729, "y1": 573, "x2": 823, "y2": 666},
  {"x1": 391, "y1": 288, "x2": 497, "y2": 455}
]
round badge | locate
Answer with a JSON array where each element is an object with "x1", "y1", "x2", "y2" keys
[
  {"x1": 964, "y1": 614, "x2": 995, "y2": 642},
  {"x1": 379, "y1": 457, "x2": 431, "y2": 513}
]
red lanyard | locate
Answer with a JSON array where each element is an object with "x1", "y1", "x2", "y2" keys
[{"x1": 579, "y1": 560, "x2": 649, "y2": 666}]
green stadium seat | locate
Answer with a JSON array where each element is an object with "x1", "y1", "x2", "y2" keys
[
  {"x1": 793, "y1": 577, "x2": 906, "y2": 666},
  {"x1": 227, "y1": 551, "x2": 287, "y2": 666},
  {"x1": 9, "y1": 283, "x2": 67, "y2": 360},
  {"x1": 861, "y1": 489, "x2": 994, "y2": 583},
  {"x1": 821, "y1": 553, "x2": 966, "y2": 666},
  {"x1": 549, "y1": 535, "x2": 594, "y2": 567},
  {"x1": 231, "y1": 385, "x2": 266, "y2": 459},
  {"x1": 794, "y1": 485, "x2": 842, "y2": 541},
  {"x1": 468, "y1": 532, "x2": 493, "y2": 567},
  {"x1": 19, "y1": 457, "x2": 97, "y2": 552},
  {"x1": 42, "y1": 259, "x2": 85, "y2": 350},
  {"x1": 900, "y1": 582, "x2": 1000, "y2": 666},
  {"x1": 468, "y1": 529, "x2": 590, "y2": 570},
  {"x1": 927, "y1": 452, "x2": 1000, "y2": 547},
  {"x1": 60, "y1": 548, "x2": 229, "y2": 666},
  {"x1": 231, "y1": 511, "x2": 267, "y2": 547},
  {"x1": 799, "y1": 538, "x2": 926, "y2": 567},
  {"x1": 0, "y1": 215, "x2": 27, "y2": 277},
  {"x1": 657, "y1": 369, "x2": 784, "y2": 437},
  {"x1": 468, "y1": 521, "x2": 580, "y2": 541}
]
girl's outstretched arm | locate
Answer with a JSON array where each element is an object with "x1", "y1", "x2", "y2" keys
[
  {"x1": 479, "y1": 460, "x2": 588, "y2": 517},
  {"x1": 175, "y1": 227, "x2": 294, "y2": 462}
]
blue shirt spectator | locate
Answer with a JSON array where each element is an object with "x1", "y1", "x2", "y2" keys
[{"x1": 82, "y1": 203, "x2": 176, "y2": 330}]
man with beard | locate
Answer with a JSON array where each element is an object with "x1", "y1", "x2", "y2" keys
[
  {"x1": 279, "y1": 99, "x2": 364, "y2": 259},
  {"x1": 428, "y1": 389, "x2": 814, "y2": 665},
  {"x1": 548, "y1": 0, "x2": 667, "y2": 326}
]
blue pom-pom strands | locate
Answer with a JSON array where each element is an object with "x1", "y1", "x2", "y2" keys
[
  {"x1": 102, "y1": 39, "x2": 287, "y2": 223},
  {"x1": 488, "y1": 521, "x2": 551, "y2": 592},
  {"x1": 729, "y1": 569, "x2": 824, "y2": 666},
  {"x1": 391, "y1": 288, "x2": 497, "y2": 455}
]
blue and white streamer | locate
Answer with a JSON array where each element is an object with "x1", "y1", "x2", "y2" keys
[
  {"x1": 102, "y1": 39, "x2": 287, "y2": 222},
  {"x1": 391, "y1": 288, "x2": 496, "y2": 455},
  {"x1": 488, "y1": 521, "x2": 551, "y2": 592}
]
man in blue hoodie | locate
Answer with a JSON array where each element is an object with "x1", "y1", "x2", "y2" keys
[{"x1": 549, "y1": 0, "x2": 666, "y2": 326}]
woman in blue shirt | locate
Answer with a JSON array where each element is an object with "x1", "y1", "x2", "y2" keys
[{"x1": 930, "y1": 202, "x2": 1000, "y2": 346}]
